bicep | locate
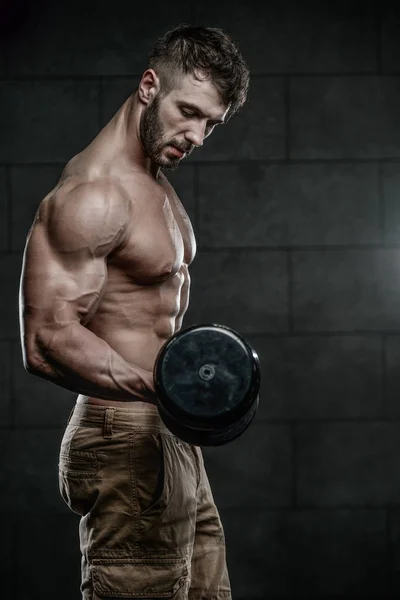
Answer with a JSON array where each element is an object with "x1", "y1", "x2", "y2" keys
[
  {"x1": 20, "y1": 221, "x2": 107, "y2": 329},
  {"x1": 19, "y1": 184, "x2": 128, "y2": 361},
  {"x1": 20, "y1": 222, "x2": 108, "y2": 372}
]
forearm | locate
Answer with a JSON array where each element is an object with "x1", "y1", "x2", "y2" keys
[{"x1": 26, "y1": 322, "x2": 154, "y2": 401}]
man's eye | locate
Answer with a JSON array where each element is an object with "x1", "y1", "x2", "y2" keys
[{"x1": 181, "y1": 109, "x2": 195, "y2": 117}]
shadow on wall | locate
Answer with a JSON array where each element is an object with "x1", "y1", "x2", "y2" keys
[{"x1": 0, "y1": 0, "x2": 41, "y2": 39}]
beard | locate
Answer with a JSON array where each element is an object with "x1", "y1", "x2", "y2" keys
[{"x1": 139, "y1": 94, "x2": 193, "y2": 171}]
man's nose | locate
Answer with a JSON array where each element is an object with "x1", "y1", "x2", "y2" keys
[{"x1": 185, "y1": 123, "x2": 205, "y2": 148}]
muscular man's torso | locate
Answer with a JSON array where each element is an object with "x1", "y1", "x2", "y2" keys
[{"x1": 46, "y1": 143, "x2": 196, "y2": 406}]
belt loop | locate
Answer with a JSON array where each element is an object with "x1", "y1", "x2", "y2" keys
[{"x1": 103, "y1": 408, "x2": 116, "y2": 439}]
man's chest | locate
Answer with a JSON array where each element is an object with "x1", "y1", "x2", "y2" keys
[{"x1": 110, "y1": 191, "x2": 196, "y2": 284}]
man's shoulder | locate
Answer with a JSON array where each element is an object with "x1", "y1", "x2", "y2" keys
[
  {"x1": 44, "y1": 172, "x2": 130, "y2": 215},
  {"x1": 34, "y1": 173, "x2": 131, "y2": 252}
]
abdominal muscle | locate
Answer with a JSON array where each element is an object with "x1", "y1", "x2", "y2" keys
[{"x1": 77, "y1": 268, "x2": 187, "y2": 408}]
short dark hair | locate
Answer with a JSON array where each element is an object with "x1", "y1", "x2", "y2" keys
[{"x1": 148, "y1": 24, "x2": 250, "y2": 122}]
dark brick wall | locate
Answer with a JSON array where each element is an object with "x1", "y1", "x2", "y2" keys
[{"x1": 1, "y1": 1, "x2": 400, "y2": 597}]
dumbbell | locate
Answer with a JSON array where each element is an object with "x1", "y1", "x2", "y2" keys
[{"x1": 153, "y1": 323, "x2": 261, "y2": 446}]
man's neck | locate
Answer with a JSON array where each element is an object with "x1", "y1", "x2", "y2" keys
[{"x1": 78, "y1": 93, "x2": 158, "y2": 179}]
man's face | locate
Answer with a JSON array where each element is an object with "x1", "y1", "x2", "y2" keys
[{"x1": 140, "y1": 72, "x2": 229, "y2": 171}]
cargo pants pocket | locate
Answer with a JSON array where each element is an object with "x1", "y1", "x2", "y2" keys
[
  {"x1": 59, "y1": 447, "x2": 105, "y2": 516},
  {"x1": 91, "y1": 557, "x2": 189, "y2": 599},
  {"x1": 133, "y1": 431, "x2": 169, "y2": 519}
]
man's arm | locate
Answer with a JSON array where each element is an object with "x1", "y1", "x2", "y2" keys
[{"x1": 19, "y1": 181, "x2": 155, "y2": 401}]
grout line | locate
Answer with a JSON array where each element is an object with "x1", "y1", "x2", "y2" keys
[
  {"x1": 4, "y1": 416, "x2": 400, "y2": 431},
  {"x1": 1, "y1": 332, "x2": 400, "y2": 342},
  {"x1": 1, "y1": 158, "x2": 400, "y2": 167},
  {"x1": 196, "y1": 244, "x2": 400, "y2": 251},
  {"x1": 250, "y1": 416, "x2": 400, "y2": 424},
  {"x1": 1, "y1": 72, "x2": 397, "y2": 81},
  {"x1": 218, "y1": 505, "x2": 392, "y2": 512}
]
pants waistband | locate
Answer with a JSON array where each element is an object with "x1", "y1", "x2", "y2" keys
[{"x1": 68, "y1": 402, "x2": 172, "y2": 436}]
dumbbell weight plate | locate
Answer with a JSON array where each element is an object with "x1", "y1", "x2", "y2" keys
[
  {"x1": 157, "y1": 391, "x2": 259, "y2": 447},
  {"x1": 153, "y1": 323, "x2": 261, "y2": 446}
]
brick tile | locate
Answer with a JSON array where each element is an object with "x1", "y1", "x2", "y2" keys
[
  {"x1": 7, "y1": 0, "x2": 191, "y2": 76},
  {"x1": 13, "y1": 343, "x2": 76, "y2": 427},
  {"x1": 290, "y1": 509, "x2": 387, "y2": 596},
  {"x1": 0, "y1": 81, "x2": 99, "y2": 163},
  {"x1": 11, "y1": 166, "x2": 61, "y2": 252},
  {"x1": 0, "y1": 429, "x2": 67, "y2": 513},
  {"x1": 195, "y1": 0, "x2": 377, "y2": 74},
  {"x1": 184, "y1": 250, "x2": 289, "y2": 334},
  {"x1": 198, "y1": 163, "x2": 380, "y2": 247},
  {"x1": 195, "y1": 78, "x2": 285, "y2": 161},
  {"x1": 293, "y1": 249, "x2": 400, "y2": 331},
  {"x1": 16, "y1": 514, "x2": 80, "y2": 599},
  {"x1": 290, "y1": 77, "x2": 400, "y2": 159},
  {"x1": 203, "y1": 423, "x2": 291, "y2": 508},
  {"x1": 248, "y1": 335, "x2": 382, "y2": 420},
  {"x1": 221, "y1": 508, "x2": 293, "y2": 597},
  {"x1": 296, "y1": 423, "x2": 400, "y2": 506}
]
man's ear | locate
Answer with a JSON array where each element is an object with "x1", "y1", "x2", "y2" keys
[{"x1": 138, "y1": 69, "x2": 161, "y2": 105}]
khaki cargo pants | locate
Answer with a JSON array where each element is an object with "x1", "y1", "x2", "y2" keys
[{"x1": 59, "y1": 402, "x2": 231, "y2": 599}]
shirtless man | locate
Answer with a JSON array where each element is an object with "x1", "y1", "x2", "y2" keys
[{"x1": 19, "y1": 24, "x2": 250, "y2": 600}]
